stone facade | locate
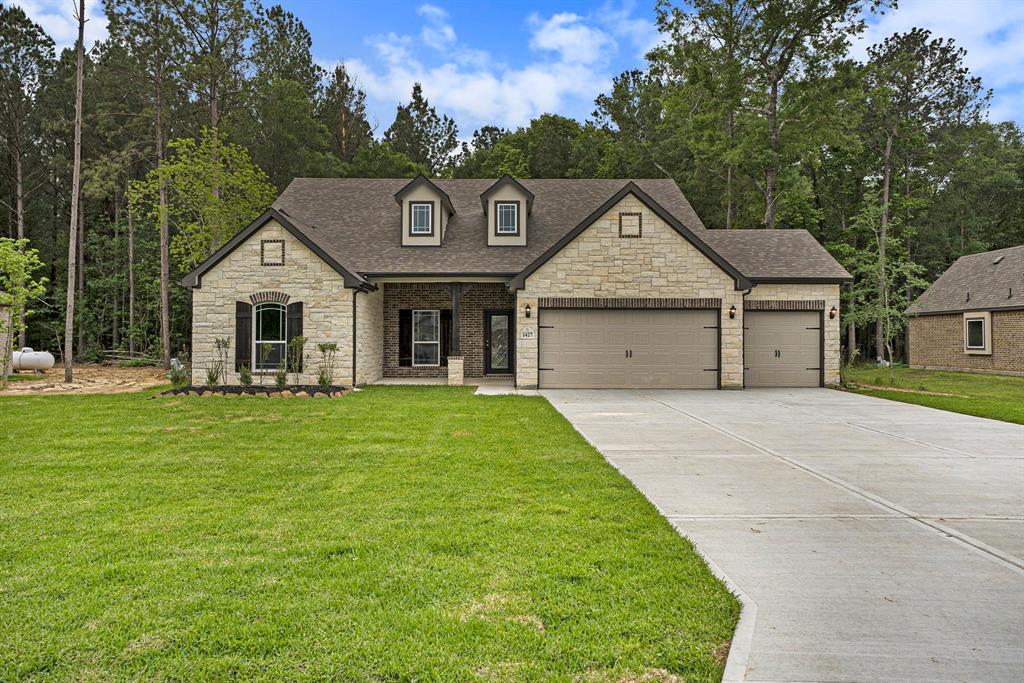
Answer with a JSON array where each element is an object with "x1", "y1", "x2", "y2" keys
[
  {"x1": 190, "y1": 220, "x2": 356, "y2": 385},
  {"x1": 909, "y1": 310, "x2": 1024, "y2": 376},
  {"x1": 745, "y1": 283, "x2": 842, "y2": 386},
  {"x1": 380, "y1": 281, "x2": 515, "y2": 379},
  {"x1": 355, "y1": 287, "x2": 383, "y2": 384},
  {"x1": 518, "y1": 195, "x2": 745, "y2": 388}
]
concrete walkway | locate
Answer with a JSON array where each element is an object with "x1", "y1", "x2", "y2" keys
[{"x1": 542, "y1": 388, "x2": 1024, "y2": 682}]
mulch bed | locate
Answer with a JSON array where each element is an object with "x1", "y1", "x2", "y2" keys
[{"x1": 162, "y1": 385, "x2": 350, "y2": 398}]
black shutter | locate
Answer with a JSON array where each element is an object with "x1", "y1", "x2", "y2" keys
[
  {"x1": 398, "y1": 309, "x2": 412, "y2": 367},
  {"x1": 287, "y1": 301, "x2": 303, "y2": 372},
  {"x1": 235, "y1": 302, "x2": 252, "y2": 371},
  {"x1": 440, "y1": 309, "x2": 452, "y2": 366}
]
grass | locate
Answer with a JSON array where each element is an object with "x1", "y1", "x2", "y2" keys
[
  {"x1": 0, "y1": 386, "x2": 739, "y2": 681},
  {"x1": 845, "y1": 364, "x2": 1024, "y2": 425}
]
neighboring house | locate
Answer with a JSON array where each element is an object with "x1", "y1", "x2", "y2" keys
[
  {"x1": 907, "y1": 245, "x2": 1024, "y2": 376},
  {"x1": 182, "y1": 176, "x2": 851, "y2": 389}
]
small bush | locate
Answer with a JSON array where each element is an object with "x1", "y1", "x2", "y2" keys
[
  {"x1": 239, "y1": 365, "x2": 253, "y2": 387},
  {"x1": 168, "y1": 350, "x2": 190, "y2": 388},
  {"x1": 317, "y1": 341, "x2": 338, "y2": 387},
  {"x1": 274, "y1": 366, "x2": 288, "y2": 391},
  {"x1": 205, "y1": 361, "x2": 223, "y2": 388}
]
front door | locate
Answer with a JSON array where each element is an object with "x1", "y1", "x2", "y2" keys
[{"x1": 484, "y1": 310, "x2": 514, "y2": 374}]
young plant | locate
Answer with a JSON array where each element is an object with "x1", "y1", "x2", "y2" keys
[
  {"x1": 288, "y1": 335, "x2": 307, "y2": 385},
  {"x1": 257, "y1": 343, "x2": 273, "y2": 385},
  {"x1": 239, "y1": 364, "x2": 253, "y2": 387},
  {"x1": 205, "y1": 361, "x2": 223, "y2": 388},
  {"x1": 169, "y1": 349, "x2": 191, "y2": 388},
  {"x1": 214, "y1": 337, "x2": 231, "y2": 384},
  {"x1": 274, "y1": 363, "x2": 288, "y2": 391},
  {"x1": 317, "y1": 341, "x2": 338, "y2": 388}
]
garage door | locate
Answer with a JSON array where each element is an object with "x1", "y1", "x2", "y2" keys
[
  {"x1": 538, "y1": 309, "x2": 718, "y2": 388},
  {"x1": 744, "y1": 311, "x2": 822, "y2": 387}
]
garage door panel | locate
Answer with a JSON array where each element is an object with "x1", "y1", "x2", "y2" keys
[
  {"x1": 539, "y1": 308, "x2": 718, "y2": 389},
  {"x1": 745, "y1": 311, "x2": 821, "y2": 388}
]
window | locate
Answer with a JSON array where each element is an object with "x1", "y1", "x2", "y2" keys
[
  {"x1": 412, "y1": 310, "x2": 440, "y2": 366},
  {"x1": 410, "y1": 202, "x2": 433, "y2": 235},
  {"x1": 496, "y1": 202, "x2": 519, "y2": 235},
  {"x1": 260, "y1": 239, "x2": 285, "y2": 266},
  {"x1": 255, "y1": 302, "x2": 286, "y2": 370},
  {"x1": 963, "y1": 312, "x2": 991, "y2": 355},
  {"x1": 619, "y1": 212, "x2": 642, "y2": 238},
  {"x1": 965, "y1": 318, "x2": 985, "y2": 349}
]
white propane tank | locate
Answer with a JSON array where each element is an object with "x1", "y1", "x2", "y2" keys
[{"x1": 12, "y1": 348, "x2": 56, "y2": 371}]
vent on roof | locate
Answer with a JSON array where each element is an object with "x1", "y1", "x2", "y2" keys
[{"x1": 993, "y1": 255, "x2": 1004, "y2": 264}]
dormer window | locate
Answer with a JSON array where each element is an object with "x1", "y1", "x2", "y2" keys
[
  {"x1": 496, "y1": 202, "x2": 519, "y2": 235},
  {"x1": 410, "y1": 202, "x2": 434, "y2": 236}
]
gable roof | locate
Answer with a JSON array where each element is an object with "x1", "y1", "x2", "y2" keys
[
  {"x1": 508, "y1": 182, "x2": 752, "y2": 290},
  {"x1": 180, "y1": 207, "x2": 371, "y2": 290},
  {"x1": 394, "y1": 174, "x2": 455, "y2": 215},
  {"x1": 480, "y1": 175, "x2": 535, "y2": 214},
  {"x1": 907, "y1": 245, "x2": 1024, "y2": 315}
]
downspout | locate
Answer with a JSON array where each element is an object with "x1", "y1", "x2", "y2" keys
[
  {"x1": 740, "y1": 287, "x2": 753, "y2": 388},
  {"x1": 352, "y1": 289, "x2": 358, "y2": 388}
]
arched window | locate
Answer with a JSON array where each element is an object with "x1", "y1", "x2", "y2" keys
[{"x1": 254, "y1": 302, "x2": 286, "y2": 370}]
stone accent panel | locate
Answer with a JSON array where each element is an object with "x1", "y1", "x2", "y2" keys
[
  {"x1": 520, "y1": 194, "x2": 745, "y2": 388},
  {"x1": 355, "y1": 287, "x2": 383, "y2": 384},
  {"x1": 909, "y1": 310, "x2": 1024, "y2": 375},
  {"x1": 447, "y1": 356, "x2": 464, "y2": 385},
  {"x1": 381, "y1": 282, "x2": 515, "y2": 379},
  {"x1": 190, "y1": 219, "x2": 355, "y2": 385},
  {"x1": 746, "y1": 283, "x2": 842, "y2": 386}
]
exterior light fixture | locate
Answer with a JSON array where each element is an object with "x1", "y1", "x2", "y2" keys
[
  {"x1": 729, "y1": 305, "x2": 736, "y2": 319},
  {"x1": 525, "y1": 304, "x2": 532, "y2": 318},
  {"x1": 829, "y1": 306, "x2": 837, "y2": 319}
]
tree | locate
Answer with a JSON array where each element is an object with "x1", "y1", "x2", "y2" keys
[
  {"x1": 340, "y1": 139, "x2": 426, "y2": 178},
  {"x1": 252, "y1": 4, "x2": 322, "y2": 99},
  {"x1": 384, "y1": 83, "x2": 458, "y2": 175},
  {"x1": 0, "y1": 238, "x2": 47, "y2": 384},
  {"x1": 129, "y1": 128, "x2": 275, "y2": 273},
  {"x1": 63, "y1": 0, "x2": 86, "y2": 382},
  {"x1": 318, "y1": 64, "x2": 372, "y2": 163}
]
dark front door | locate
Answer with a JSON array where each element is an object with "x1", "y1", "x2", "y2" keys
[{"x1": 484, "y1": 310, "x2": 514, "y2": 374}]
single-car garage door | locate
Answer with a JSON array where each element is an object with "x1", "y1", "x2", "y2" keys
[
  {"x1": 538, "y1": 308, "x2": 718, "y2": 388},
  {"x1": 744, "y1": 310, "x2": 822, "y2": 387}
]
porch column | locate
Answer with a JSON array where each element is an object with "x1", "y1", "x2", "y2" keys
[{"x1": 449, "y1": 283, "x2": 462, "y2": 355}]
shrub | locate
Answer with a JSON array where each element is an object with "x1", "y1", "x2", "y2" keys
[
  {"x1": 316, "y1": 342, "x2": 338, "y2": 387},
  {"x1": 168, "y1": 350, "x2": 190, "y2": 388},
  {"x1": 274, "y1": 365, "x2": 288, "y2": 391},
  {"x1": 288, "y1": 335, "x2": 307, "y2": 385},
  {"x1": 205, "y1": 361, "x2": 223, "y2": 388},
  {"x1": 214, "y1": 337, "x2": 231, "y2": 384},
  {"x1": 239, "y1": 365, "x2": 253, "y2": 387}
]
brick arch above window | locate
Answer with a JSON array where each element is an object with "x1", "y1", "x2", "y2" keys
[{"x1": 250, "y1": 290, "x2": 290, "y2": 305}]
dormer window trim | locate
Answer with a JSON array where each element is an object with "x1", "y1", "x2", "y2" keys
[
  {"x1": 495, "y1": 200, "x2": 520, "y2": 236},
  {"x1": 409, "y1": 201, "x2": 435, "y2": 237}
]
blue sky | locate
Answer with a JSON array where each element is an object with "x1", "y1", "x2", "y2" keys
[{"x1": 16, "y1": 0, "x2": 1024, "y2": 133}]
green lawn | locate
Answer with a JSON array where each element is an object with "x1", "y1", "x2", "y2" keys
[
  {"x1": 0, "y1": 387, "x2": 738, "y2": 681},
  {"x1": 846, "y1": 365, "x2": 1024, "y2": 425}
]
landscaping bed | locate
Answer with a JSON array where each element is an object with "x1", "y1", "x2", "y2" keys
[{"x1": 162, "y1": 384, "x2": 349, "y2": 397}]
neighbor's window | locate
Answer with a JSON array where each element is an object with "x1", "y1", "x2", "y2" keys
[
  {"x1": 412, "y1": 309, "x2": 440, "y2": 366},
  {"x1": 411, "y1": 202, "x2": 433, "y2": 235},
  {"x1": 496, "y1": 202, "x2": 518, "y2": 234},
  {"x1": 255, "y1": 302, "x2": 286, "y2": 369},
  {"x1": 965, "y1": 317, "x2": 986, "y2": 350}
]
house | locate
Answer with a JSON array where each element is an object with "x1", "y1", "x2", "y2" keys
[
  {"x1": 907, "y1": 245, "x2": 1024, "y2": 376},
  {"x1": 182, "y1": 176, "x2": 851, "y2": 389}
]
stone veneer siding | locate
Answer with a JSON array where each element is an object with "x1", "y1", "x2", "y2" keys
[
  {"x1": 518, "y1": 194, "x2": 745, "y2": 388},
  {"x1": 355, "y1": 286, "x2": 383, "y2": 384},
  {"x1": 381, "y1": 282, "x2": 515, "y2": 379},
  {"x1": 909, "y1": 310, "x2": 1024, "y2": 375},
  {"x1": 190, "y1": 219, "x2": 357, "y2": 385},
  {"x1": 745, "y1": 283, "x2": 842, "y2": 386}
]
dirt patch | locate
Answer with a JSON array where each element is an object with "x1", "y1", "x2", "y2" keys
[
  {"x1": 0, "y1": 364, "x2": 167, "y2": 396},
  {"x1": 853, "y1": 383, "x2": 966, "y2": 398}
]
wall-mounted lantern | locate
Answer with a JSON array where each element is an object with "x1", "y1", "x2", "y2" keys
[
  {"x1": 829, "y1": 306, "x2": 837, "y2": 319},
  {"x1": 525, "y1": 303, "x2": 532, "y2": 318},
  {"x1": 729, "y1": 304, "x2": 736, "y2": 319}
]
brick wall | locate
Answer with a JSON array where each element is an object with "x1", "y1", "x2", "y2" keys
[
  {"x1": 909, "y1": 310, "x2": 1024, "y2": 375},
  {"x1": 381, "y1": 282, "x2": 515, "y2": 379}
]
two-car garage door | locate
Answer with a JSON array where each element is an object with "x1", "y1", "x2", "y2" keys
[{"x1": 538, "y1": 309, "x2": 718, "y2": 389}]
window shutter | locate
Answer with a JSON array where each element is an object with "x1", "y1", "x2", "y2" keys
[
  {"x1": 440, "y1": 309, "x2": 452, "y2": 366},
  {"x1": 235, "y1": 302, "x2": 252, "y2": 371},
  {"x1": 398, "y1": 310, "x2": 412, "y2": 366},
  {"x1": 287, "y1": 301, "x2": 303, "y2": 372}
]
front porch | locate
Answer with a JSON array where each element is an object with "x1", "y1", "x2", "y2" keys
[{"x1": 379, "y1": 282, "x2": 517, "y2": 385}]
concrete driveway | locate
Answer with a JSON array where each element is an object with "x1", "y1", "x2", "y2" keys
[{"x1": 542, "y1": 388, "x2": 1024, "y2": 682}]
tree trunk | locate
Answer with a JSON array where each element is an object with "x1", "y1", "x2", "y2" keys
[
  {"x1": 14, "y1": 141, "x2": 27, "y2": 347},
  {"x1": 76, "y1": 203, "x2": 85, "y2": 358},
  {"x1": 726, "y1": 108, "x2": 735, "y2": 230},
  {"x1": 64, "y1": 0, "x2": 86, "y2": 383},
  {"x1": 847, "y1": 318, "x2": 856, "y2": 364},
  {"x1": 112, "y1": 197, "x2": 121, "y2": 348},
  {"x1": 128, "y1": 204, "x2": 136, "y2": 357},
  {"x1": 763, "y1": 79, "x2": 779, "y2": 229},
  {"x1": 155, "y1": 19, "x2": 171, "y2": 370},
  {"x1": 875, "y1": 127, "x2": 894, "y2": 362},
  {"x1": 959, "y1": 207, "x2": 965, "y2": 252}
]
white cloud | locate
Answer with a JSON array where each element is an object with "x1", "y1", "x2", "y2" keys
[
  {"x1": 12, "y1": 0, "x2": 108, "y2": 53},
  {"x1": 528, "y1": 12, "x2": 614, "y2": 64},
  {"x1": 853, "y1": 0, "x2": 1024, "y2": 123}
]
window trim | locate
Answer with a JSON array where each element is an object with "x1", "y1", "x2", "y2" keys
[
  {"x1": 409, "y1": 201, "x2": 435, "y2": 237},
  {"x1": 260, "y1": 239, "x2": 285, "y2": 266},
  {"x1": 412, "y1": 309, "x2": 441, "y2": 366},
  {"x1": 619, "y1": 211, "x2": 642, "y2": 238},
  {"x1": 494, "y1": 200, "x2": 521, "y2": 236},
  {"x1": 963, "y1": 311, "x2": 992, "y2": 355},
  {"x1": 253, "y1": 301, "x2": 287, "y2": 371}
]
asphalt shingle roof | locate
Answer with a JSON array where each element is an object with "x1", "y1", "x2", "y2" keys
[
  {"x1": 907, "y1": 245, "x2": 1024, "y2": 315},
  {"x1": 269, "y1": 177, "x2": 850, "y2": 281}
]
